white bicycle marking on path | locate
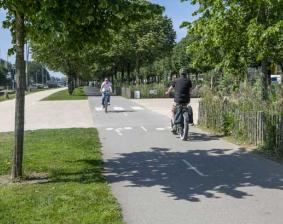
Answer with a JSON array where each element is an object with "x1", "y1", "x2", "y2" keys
[
  {"x1": 156, "y1": 128, "x2": 165, "y2": 131},
  {"x1": 113, "y1": 106, "x2": 125, "y2": 111},
  {"x1": 115, "y1": 128, "x2": 123, "y2": 136},
  {"x1": 141, "y1": 126, "x2": 148, "y2": 132},
  {"x1": 95, "y1": 105, "x2": 145, "y2": 112},
  {"x1": 131, "y1": 106, "x2": 144, "y2": 110},
  {"x1": 105, "y1": 127, "x2": 133, "y2": 136},
  {"x1": 182, "y1": 159, "x2": 208, "y2": 177},
  {"x1": 105, "y1": 126, "x2": 170, "y2": 135}
]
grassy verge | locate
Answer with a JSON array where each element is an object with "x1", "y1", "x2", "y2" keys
[
  {"x1": 0, "y1": 129, "x2": 123, "y2": 224},
  {"x1": 43, "y1": 87, "x2": 86, "y2": 101},
  {"x1": 0, "y1": 93, "x2": 16, "y2": 102}
]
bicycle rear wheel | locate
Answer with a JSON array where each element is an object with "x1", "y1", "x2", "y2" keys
[{"x1": 180, "y1": 113, "x2": 189, "y2": 141}]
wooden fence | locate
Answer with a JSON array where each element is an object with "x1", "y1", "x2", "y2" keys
[{"x1": 199, "y1": 100, "x2": 283, "y2": 154}]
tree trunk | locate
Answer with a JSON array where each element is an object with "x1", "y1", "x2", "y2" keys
[
  {"x1": 11, "y1": 11, "x2": 26, "y2": 180},
  {"x1": 121, "y1": 67, "x2": 125, "y2": 83},
  {"x1": 280, "y1": 63, "x2": 283, "y2": 84},
  {"x1": 73, "y1": 75, "x2": 78, "y2": 88},
  {"x1": 111, "y1": 74, "x2": 114, "y2": 90},
  {"x1": 196, "y1": 73, "x2": 199, "y2": 82},
  {"x1": 127, "y1": 63, "x2": 131, "y2": 85},
  {"x1": 210, "y1": 74, "x2": 214, "y2": 89},
  {"x1": 261, "y1": 59, "x2": 271, "y2": 101},
  {"x1": 67, "y1": 76, "x2": 75, "y2": 95}
]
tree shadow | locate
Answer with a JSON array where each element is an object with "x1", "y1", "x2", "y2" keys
[
  {"x1": 188, "y1": 132, "x2": 221, "y2": 142},
  {"x1": 106, "y1": 110, "x2": 136, "y2": 113},
  {"x1": 103, "y1": 147, "x2": 283, "y2": 202},
  {"x1": 43, "y1": 159, "x2": 106, "y2": 184}
]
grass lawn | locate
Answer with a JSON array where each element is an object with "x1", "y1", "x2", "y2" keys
[
  {"x1": 42, "y1": 87, "x2": 87, "y2": 101},
  {"x1": 0, "y1": 129, "x2": 123, "y2": 224}
]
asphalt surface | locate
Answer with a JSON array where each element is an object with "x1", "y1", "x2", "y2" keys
[{"x1": 88, "y1": 92, "x2": 283, "y2": 224}]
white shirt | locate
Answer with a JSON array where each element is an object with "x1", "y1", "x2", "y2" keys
[{"x1": 101, "y1": 81, "x2": 112, "y2": 92}]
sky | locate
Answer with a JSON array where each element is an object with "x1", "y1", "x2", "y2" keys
[
  {"x1": 150, "y1": 0, "x2": 197, "y2": 40},
  {"x1": 0, "y1": 1, "x2": 197, "y2": 78}
]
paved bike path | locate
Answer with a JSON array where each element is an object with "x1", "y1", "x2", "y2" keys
[
  {"x1": 0, "y1": 88, "x2": 93, "y2": 132},
  {"x1": 88, "y1": 95, "x2": 283, "y2": 224}
]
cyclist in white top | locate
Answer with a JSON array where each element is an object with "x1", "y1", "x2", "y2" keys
[{"x1": 100, "y1": 78, "x2": 112, "y2": 106}]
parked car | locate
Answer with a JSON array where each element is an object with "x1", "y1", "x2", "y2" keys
[
  {"x1": 35, "y1": 83, "x2": 44, "y2": 89},
  {"x1": 46, "y1": 81, "x2": 58, "y2": 88},
  {"x1": 271, "y1": 75, "x2": 282, "y2": 84}
]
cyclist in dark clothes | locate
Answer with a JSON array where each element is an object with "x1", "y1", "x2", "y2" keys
[{"x1": 166, "y1": 68, "x2": 192, "y2": 125}]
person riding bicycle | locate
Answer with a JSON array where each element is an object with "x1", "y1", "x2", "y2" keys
[
  {"x1": 100, "y1": 78, "x2": 112, "y2": 108},
  {"x1": 166, "y1": 68, "x2": 192, "y2": 127}
]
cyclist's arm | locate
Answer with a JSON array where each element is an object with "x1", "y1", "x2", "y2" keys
[
  {"x1": 100, "y1": 82, "x2": 104, "y2": 93},
  {"x1": 188, "y1": 80, "x2": 193, "y2": 100},
  {"x1": 166, "y1": 85, "x2": 174, "y2": 95}
]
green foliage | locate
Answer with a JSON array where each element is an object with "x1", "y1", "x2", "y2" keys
[
  {"x1": 27, "y1": 61, "x2": 50, "y2": 84},
  {"x1": 0, "y1": 129, "x2": 123, "y2": 224},
  {"x1": 199, "y1": 85, "x2": 283, "y2": 156},
  {"x1": 263, "y1": 119, "x2": 279, "y2": 155},
  {"x1": 223, "y1": 112, "x2": 234, "y2": 136},
  {"x1": 28, "y1": 1, "x2": 172, "y2": 87},
  {"x1": 182, "y1": 0, "x2": 283, "y2": 83},
  {"x1": 129, "y1": 83, "x2": 168, "y2": 98},
  {"x1": 0, "y1": 62, "x2": 8, "y2": 86}
]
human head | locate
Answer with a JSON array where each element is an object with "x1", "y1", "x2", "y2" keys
[
  {"x1": 104, "y1": 78, "x2": 109, "y2": 83},
  {"x1": 179, "y1": 68, "x2": 188, "y2": 77}
]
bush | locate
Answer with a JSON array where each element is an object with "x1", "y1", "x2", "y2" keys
[{"x1": 126, "y1": 83, "x2": 168, "y2": 98}]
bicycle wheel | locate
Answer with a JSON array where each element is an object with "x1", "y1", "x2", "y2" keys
[
  {"x1": 171, "y1": 119, "x2": 177, "y2": 134},
  {"x1": 180, "y1": 113, "x2": 189, "y2": 141},
  {"x1": 104, "y1": 96, "x2": 108, "y2": 113}
]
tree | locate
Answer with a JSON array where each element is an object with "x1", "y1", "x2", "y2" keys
[
  {"x1": 94, "y1": 13, "x2": 176, "y2": 84},
  {"x1": 27, "y1": 61, "x2": 50, "y2": 85},
  {"x1": 182, "y1": 0, "x2": 283, "y2": 100},
  {"x1": 0, "y1": 0, "x2": 162, "y2": 179}
]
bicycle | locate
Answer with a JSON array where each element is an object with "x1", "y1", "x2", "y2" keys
[
  {"x1": 102, "y1": 91, "x2": 110, "y2": 113},
  {"x1": 171, "y1": 104, "x2": 193, "y2": 141}
]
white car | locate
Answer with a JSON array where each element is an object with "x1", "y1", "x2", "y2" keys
[{"x1": 271, "y1": 75, "x2": 281, "y2": 84}]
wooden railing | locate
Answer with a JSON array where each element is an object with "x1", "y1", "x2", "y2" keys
[{"x1": 199, "y1": 100, "x2": 283, "y2": 154}]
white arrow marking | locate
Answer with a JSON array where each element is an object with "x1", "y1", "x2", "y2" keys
[
  {"x1": 141, "y1": 126, "x2": 148, "y2": 132},
  {"x1": 182, "y1": 159, "x2": 207, "y2": 177}
]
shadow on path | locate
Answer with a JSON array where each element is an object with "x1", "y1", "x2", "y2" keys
[
  {"x1": 106, "y1": 110, "x2": 136, "y2": 113},
  {"x1": 103, "y1": 147, "x2": 283, "y2": 202},
  {"x1": 188, "y1": 132, "x2": 221, "y2": 142}
]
